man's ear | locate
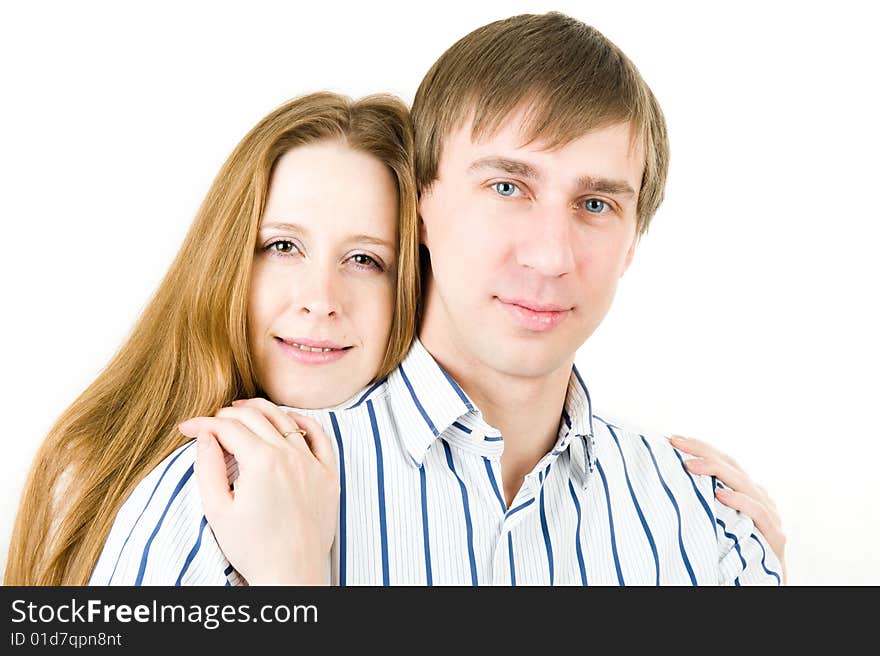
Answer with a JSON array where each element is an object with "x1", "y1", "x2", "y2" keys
[
  {"x1": 620, "y1": 230, "x2": 639, "y2": 277},
  {"x1": 417, "y1": 189, "x2": 430, "y2": 246}
]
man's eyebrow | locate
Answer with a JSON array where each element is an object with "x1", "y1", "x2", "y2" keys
[
  {"x1": 468, "y1": 158, "x2": 637, "y2": 197},
  {"x1": 576, "y1": 176, "x2": 637, "y2": 197},
  {"x1": 467, "y1": 156, "x2": 540, "y2": 179}
]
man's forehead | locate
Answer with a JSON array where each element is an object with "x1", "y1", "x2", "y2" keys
[
  {"x1": 454, "y1": 101, "x2": 637, "y2": 144},
  {"x1": 439, "y1": 113, "x2": 645, "y2": 188}
]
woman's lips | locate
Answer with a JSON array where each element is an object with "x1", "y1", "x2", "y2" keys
[
  {"x1": 274, "y1": 336, "x2": 352, "y2": 365},
  {"x1": 496, "y1": 297, "x2": 571, "y2": 332}
]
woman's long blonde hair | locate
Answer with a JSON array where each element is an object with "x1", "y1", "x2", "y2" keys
[{"x1": 5, "y1": 92, "x2": 419, "y2": 585}]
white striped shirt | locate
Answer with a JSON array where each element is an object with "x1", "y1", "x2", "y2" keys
[{"x1": 90, "y1": 338, "x2": 782, "y2": 586}]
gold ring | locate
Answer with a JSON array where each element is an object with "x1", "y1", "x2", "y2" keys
[{"x1": 282, "y1": 428, "x2": 307, "y2": 439}]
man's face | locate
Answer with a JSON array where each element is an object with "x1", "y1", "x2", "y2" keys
[{"x1": 418, "y1": 114, "x2": 644, "y2": 380}]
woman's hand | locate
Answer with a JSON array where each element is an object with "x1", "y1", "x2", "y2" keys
[
  {"x1": 670, "y1": 435, "x2": 786, "y2": 583},
  {"x1": 179, "y1": 398, "x2": 339, "y2": 585}
]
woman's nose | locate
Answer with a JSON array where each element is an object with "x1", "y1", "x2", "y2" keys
[{"x1": 297, "y1": 270, "x2": 340, "y2": 318}]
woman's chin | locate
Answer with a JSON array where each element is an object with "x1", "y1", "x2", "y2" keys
[{"x1": 264, "y1": 379, "x2": 373, "y2": 411}]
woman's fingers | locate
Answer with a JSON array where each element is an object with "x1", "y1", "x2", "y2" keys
[
  {"x1": 669, "y1": 435, "x2": 742, "y2": 471},
  {"x1": 179, "y1": 416, "x2": 277, "y2": 476},
  {"x1": 285, "y1": 412, "x2": 335, "y2": 468},
  {"x1": 684, "y1": 456, "x2": 782, "y2": 528},
  {"x1": 683, "y1": 456, "x2": 753, "y2": 493},
  {"x1": 671, "y1": 434, "x2": 786, "y2": 573},
  {"x1": 232, "y1": 398, "x2": 304, "y2": 445},
  {"x1": 715, "y1": 486, "x2": 786, "y2": 577},
  {"x1": 194, "y1": 431, "x2": 233, "y2": 521},
  {"x1": 179, "y1": 416, "x2": 256, "y2": 458},
  {"x1": 216, "y1": 405, "x2": 287, "y2": 447}
]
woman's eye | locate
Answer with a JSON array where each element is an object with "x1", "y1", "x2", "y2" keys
[
  {"x1": 582, "y1": 198, "x2": 608, "y2": 213},
  {"x1": 350, "y1": 253, "x2": 382, "y2": 271},
  {"x1": 265, "y1": 240, "x2": 299, "y2": 255},
  {"x1": 493, "y1": 181, "x2": 519, "y2": 197}
]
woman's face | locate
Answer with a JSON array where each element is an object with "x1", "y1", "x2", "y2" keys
[{"x1": 248, "y1": 139, "x2": 398, "y2": 408}]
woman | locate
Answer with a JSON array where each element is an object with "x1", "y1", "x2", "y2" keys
[
  {"x1": 4, "y1": 91, "x2": 784, "y2": 585},
  {"x1": 4, "y1": 91, "x2": 418, "y2": 585}
]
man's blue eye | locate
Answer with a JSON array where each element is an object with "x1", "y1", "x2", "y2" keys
[
  {"x1": 583, "y1": 199, "x2": 607, "y2": 213},
  {"x1": 493, "y1": 182, "x2": 517, "y2": 197}
]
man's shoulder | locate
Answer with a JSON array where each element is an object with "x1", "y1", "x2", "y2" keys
[
  {"x1": 589, "y1": 412, "x2": 716, "y2": 521},
  {"x1": 590, "y1": 412, "x2": 697, "y2": 475},
  {"x1": 591, "y1": 412, "x2": 670, "y2": 450}
]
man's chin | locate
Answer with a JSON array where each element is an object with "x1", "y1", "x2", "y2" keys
[{"x1": 475, "y1": 341, "x2": 576, "y2": 380}]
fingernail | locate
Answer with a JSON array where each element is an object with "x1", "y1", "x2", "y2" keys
[
  {"x1": 196, "y1": 432, "x2": 208, "y2": 448},
  {"x1": 715, "y1": 486, "x2": 728, "y2": 496},
  {"x1": 685, "y1": 458, "x2": 701, "y2": 469}
]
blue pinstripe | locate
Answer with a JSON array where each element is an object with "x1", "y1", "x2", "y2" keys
[
  {"x1": 641, "y1": 436, "x2": 697, "y2": 585},
  {"x1": 439, "y1": 366, "x2": 474, "y2": 411},
  {"x1": 347, "y1": 379, "x2": 385, "y2": 409},
  {"x1": 605, "y1": 422, "x2": 659, "y2": 585},
  {"x1": 483, "y1": 457, "x2": 507, "y2": 514},
  {"x1": 539, "y1": 467, "x2": 555, "y2": 585},
  {"x1": 674, "y1": 448, "x2": 716, "y2": 533},
  {"x1": 399, "y1": 364, "x2": 439, "y2": 436},
  {"x1": 507, "y1": 532, "x2": 516, "y2": 586},
  {"x1": 596, "y1": 459, "x2": 625, "y2": 586},
  {"x1": 567, "y1": 479, "x2": 588, "y2": 586},
  {"x1": 419, "y1": 464, "x2": 433, "y2": 586},
  {"x1": 108, "y1": 442, "x2": 194, "y2": 584},
  {"x1": 329, "y1": 411, "x2": 347, "y2": 587},
  {"x1": 175, "y1": 515, "x2": 208, "y2": 586},
  {"x1": 135, "y1": 463, "x2": 194, "y2": 585},
  {"x1": 750, "y1": 534, "x2": 781, "y2": 584},
  {"x1": 367, "y1": 401, "x2": 389, "y2": 586},
  {"x1": 442, "y1": 440, "x2": 478, "y2": 585},
  {"x1": 717, "y1": 517, "x2": 744, "y2": 586},
  {"x1": 506, "y1": 498, "x2": 534, "y2": 519}
]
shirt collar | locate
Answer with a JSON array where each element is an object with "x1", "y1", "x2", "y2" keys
[
  {"x1": 558, "y1": 363, "x2": 597, "y2": 487},
  {"x1": 386, "y1": 338, "x2": 475, "y2": 467},
  {"x1": 386, "y1": 339, "x2": 596, "y2": 486}
]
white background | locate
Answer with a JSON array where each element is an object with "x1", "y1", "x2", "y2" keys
[{"x1": 1, "y1": 1, "x2": 877, "y2": 584}]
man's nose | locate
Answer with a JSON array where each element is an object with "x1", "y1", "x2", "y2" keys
[{"x1": 515, "y1": 206, "x2": 576, "y2": 277}]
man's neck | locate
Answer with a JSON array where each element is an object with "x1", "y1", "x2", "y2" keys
[{"x1": 418, "y1": 328, "x2": 573, "y2": 505}]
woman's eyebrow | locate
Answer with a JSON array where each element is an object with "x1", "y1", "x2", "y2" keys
[
  {"x1": 261, "y1": 221, "x2": 306, "y2": 233},
  {"x1": 347, "y1": 234, "x2": 395, "y2": 250}
]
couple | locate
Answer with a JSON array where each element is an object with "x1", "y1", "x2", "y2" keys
[{"x1": 7, "y1": 12, "x2": 784, "y2": 586}]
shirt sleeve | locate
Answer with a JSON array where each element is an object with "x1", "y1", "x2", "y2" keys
[
  {"x1": 89, "y1": 440, "x2": 241, "y2": 586},
  {"x1": 713, "y1": 479, "x2": 783, "y2": 586}
]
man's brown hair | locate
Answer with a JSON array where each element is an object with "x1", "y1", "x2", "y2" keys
[{"x1": 412, "y1": 11, "x2": 669, "y2": 234}]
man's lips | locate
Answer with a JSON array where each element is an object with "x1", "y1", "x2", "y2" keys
[{"x1": 495, "y1": 297, "x2": 572, "y2": 332}]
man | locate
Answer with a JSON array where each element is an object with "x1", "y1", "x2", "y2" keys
[{"x1": 98, "y1": 12, "x2": 783, "y2": 585}]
